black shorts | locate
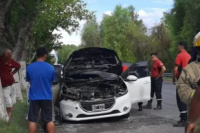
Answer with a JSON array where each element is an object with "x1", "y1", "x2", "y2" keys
[{"x1": 28, "y1": 100, "x2": 54, "y2": 123}]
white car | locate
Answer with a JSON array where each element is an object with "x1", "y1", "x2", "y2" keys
[{"x1": 54, "y1": 47, "x2": 151, "y2": 121}]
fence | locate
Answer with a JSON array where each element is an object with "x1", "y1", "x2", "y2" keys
[{"x1": 164, "y1": 73, "x2": 173, "y2": 77}]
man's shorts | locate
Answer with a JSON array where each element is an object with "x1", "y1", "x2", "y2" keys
[
  {"x1": 28, "y1": 100, "x2": 54, "y2": 123},
  {"x1": 2, "y1": 85, "x2": 16, "y2": 108}
]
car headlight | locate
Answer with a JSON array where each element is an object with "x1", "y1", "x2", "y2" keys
[
  {"x1": 116, "y1": 83, "x2": 128, "y2": 97},
  {"x1": 61, "y1": 86, "x2": 79, "y2": 100}
]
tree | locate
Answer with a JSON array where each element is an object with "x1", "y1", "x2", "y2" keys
[
  {"x1": 2, "y1": 0, "x2": 44, "y2": 60},
  {"x1": 0, "y1": 0, "x2": 15, "y2": 46},
  {"x1": 150, "y1": 23, "x2": 172, "y2": 72},
  {"x1": 164, "y1": 0, "x2": 200, "y2": 57},
  {"x1": 1, "y1": 0, "x2": 93, "y2": 61},
  {"x1": 100, "y1": 5, "x2": 148, "y2": 63},
  {"x1": 57, "y1": 45, "x2": 78, "y2": 64},
  {"x1": 81, "y1": 17, "x2": 101, "y2": 47}
]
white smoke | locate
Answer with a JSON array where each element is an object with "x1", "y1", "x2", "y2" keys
[{"x1": 50, "y1": 49, "x2": 58, "y2": 65}]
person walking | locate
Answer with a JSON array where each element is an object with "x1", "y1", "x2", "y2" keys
[
  {"x1": 143, "y1": 52, "x2": 166, "y2": 110},
  {"x1": 0, "y1": 49, "x2": 21, "y2": 120},
  {"x1": 173, "y1": 42, "x2": 191, "y2": 127},
  {"x1": 178, "y1": 32, "x2": 200, "y2": 133},
  {"x1": 26, "y1": 47, "x2": 55, "y2": 133}
]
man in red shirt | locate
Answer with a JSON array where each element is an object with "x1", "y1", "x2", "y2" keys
[
  {"x1": 173, "y1": 42, "x2": 191, "y2": 127},
  {"x1": 144, "y1": 52, "x2": 166, "y2": 110},
  {"x1": 0, "y1": 49, "x2": 21, "y2": 120}
]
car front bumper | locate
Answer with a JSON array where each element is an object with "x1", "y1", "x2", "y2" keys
[{"x1": 60, "y1": 94, "x2": 131, "y2": 121}]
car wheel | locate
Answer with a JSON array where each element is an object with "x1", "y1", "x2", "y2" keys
[
  {"x1": 122, "y1": 112, "x2": 130, "y2": 119},
  {"x1": 59, "y1": 115, "x2": 65, "y2": 124}
]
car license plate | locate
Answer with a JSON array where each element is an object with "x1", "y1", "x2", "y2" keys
[{"x1": 92, "y1": 104, "x2": 105, "y2": 111}]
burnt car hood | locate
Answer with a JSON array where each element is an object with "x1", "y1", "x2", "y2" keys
[
  {"x1": 66, "y1": 70, "x2": 119, "y2": 82},
  {"x1": 64, "y1": 47, "x2": 122, "y2": 75}
]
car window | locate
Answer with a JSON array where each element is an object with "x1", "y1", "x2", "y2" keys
[
  {"x1": 129, "y1": 66, "x2": 149, "y2": 78},
  {"x1": 53, "y1": 65, "x2": 63, "y2": 83},
  {"x1": 121, "y1": 61, "x2": 150, "y2": 79}
]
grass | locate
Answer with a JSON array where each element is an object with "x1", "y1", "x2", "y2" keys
[
  {"x1": 163, "y1": 76, "x2": 172, "y2": 82},
  {"x1": 0, "y1": 91, "x2": 28, "y2": 133}
]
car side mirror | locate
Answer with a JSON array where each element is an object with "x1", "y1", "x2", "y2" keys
[{"x1": 126, "y1": 75, "x2": 138, "y2": 81}]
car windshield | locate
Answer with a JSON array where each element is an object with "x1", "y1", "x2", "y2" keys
[
  {"x1": 64, "y1": 48, "x2": 122, "y2": 75},
  {"x1": 66, "y1": 54, "x2": 118, "y2": 69}
]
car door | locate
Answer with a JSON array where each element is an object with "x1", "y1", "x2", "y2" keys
[
  {"x1": 121, "y1": 61, "x2": 151, "y2": 104},
  {"x1": 52, "y1": 65, "x2": 63, "y2": 104}
]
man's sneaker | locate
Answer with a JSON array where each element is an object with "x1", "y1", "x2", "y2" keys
[
  {"x1": 143, "y1": 104, "x2": 152, "y2": 109},
  {"x1": 154, "y1": 105, "x2": 162, "y2": 110},
  {"x1": 173, "y1": 120, "x2": 187, "y2": 127}
]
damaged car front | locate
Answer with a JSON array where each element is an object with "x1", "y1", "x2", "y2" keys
[{"x1": 59, "y1": 48, "x2": 131, "y2": 121}]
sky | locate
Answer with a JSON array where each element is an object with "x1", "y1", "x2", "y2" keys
[{"x1": 53, "y1": 0, "x2": 174, "y2": 46}]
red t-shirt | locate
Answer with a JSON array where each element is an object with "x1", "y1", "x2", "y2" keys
[
  {"x1": 151, "y1": 59, "x2": 164, "y2": 78},
  {"x1": 122, "y1": 65, "x2": 128, "y2": 72},
  {"x1": 175, "y1": 50, "x2": 191, "y2": 77},
  {"x1": 0, "y1": 56, "x2": 21, "y2": 87}
]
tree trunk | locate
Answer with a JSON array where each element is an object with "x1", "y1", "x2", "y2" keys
[
  {"x1": 20, "y1": 50, "x2": 28, "y2": 61},
  {"x1": 13, "y1": 72, "x2": 23, "y2": 101},
  {"x1": 0, "y1": 6, "x2": 6, "y2": 45},
  {"x1": 19, "y1": 61, "x2": 27, "y2": 91},
  {"x1": 0, "y1": 78, "x2": 9, "y2": 122},
  {"x1": 10, "y1": 0, "x2": 43, "y2": 60},
  {"x1": 12, "y1": 21, "x2": 32, "y2": 61},
  {"x1": 0, "y1": 0, "x2": 14, "y2": 46}
]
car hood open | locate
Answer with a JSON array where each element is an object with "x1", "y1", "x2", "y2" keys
[{"x1": 64, "y1": 47, "x2": 122, "y2": 75}]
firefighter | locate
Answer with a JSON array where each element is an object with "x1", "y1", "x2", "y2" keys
[
  {"x1": 177, "y1": 32, "x2": 200, "y2": 132},
  {"x1": 143, "y1": 52, "x2": 166, "y2": 110},
  {"x1": 173, "y1": 42, "x2": 191, "y2": 127}
]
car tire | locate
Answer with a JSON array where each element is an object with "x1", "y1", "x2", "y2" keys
[
  {"x1": 122, "y1": 112, "x2": 130, "y2": 119},
  {"x1": 59, "y1": 115, "x2": 65, "y2": 124}
]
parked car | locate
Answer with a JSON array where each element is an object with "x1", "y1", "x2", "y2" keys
[{"x1": 53, "y1": 47, "x2": 151, "y2": 121}]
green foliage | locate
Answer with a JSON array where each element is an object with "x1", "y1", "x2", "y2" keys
[
  {"x1": 100, "y1": 5, "x2": 147, "y2": 63},
  {"x1": 35, "y1": 0, "x2": 92, "y2": 34},
  {"x1": 165, "y1": 0, "x2": 200, "y2": 57},
  {"x1": 3, "y1": 0, "x2": 42, "y2": 49},
  {"x1": 28, "y1": 0, "x2": 93, "y2": 61},
  {"x1": 1, "y1": 0, "x2": 93, "y2": 61},
  {"x1": 57, "y1": 45, "x2": 78, "y2": 64},
  {"x1": 81, "y1": 17, "x2": 102, "y2": 47},
  {"x1": 0, "y1": 92, "x2": 28, "y2": 133},
  {"x1": 150, "y1": 23, "x2": 173, "y2": 71}
]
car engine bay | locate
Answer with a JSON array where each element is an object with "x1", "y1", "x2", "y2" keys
[{"x1": 61, "y1": 71, "x2": 127, "y2": 101}]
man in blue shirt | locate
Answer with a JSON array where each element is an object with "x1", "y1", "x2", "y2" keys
[{"x1": 26, "y1": 47, "x2": 55, "y2": 133}]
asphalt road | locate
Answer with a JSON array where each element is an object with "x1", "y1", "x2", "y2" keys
[{"x1": 56, "y1": 82, "x2": 184, "y2": 133}]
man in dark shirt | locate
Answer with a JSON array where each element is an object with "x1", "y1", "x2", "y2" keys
[
  {"x1": 26, "y1": 47, "x2": 55, "y2": 133},
  {"x1": 0, "y1": 49, "x2": 21, "y2": 120}
]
